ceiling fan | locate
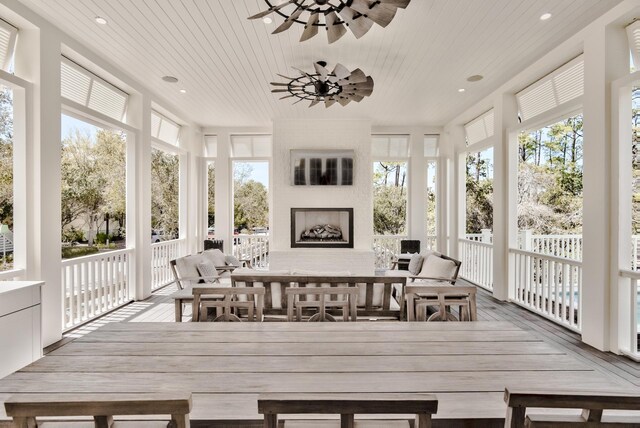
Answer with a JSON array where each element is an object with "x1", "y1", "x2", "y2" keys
[
  {"x1": 271, "y1": 61, "x2": 374, "y2": 108},
  {"x1": 248, "y1": 0, "x2": 411, "y2": 43}
]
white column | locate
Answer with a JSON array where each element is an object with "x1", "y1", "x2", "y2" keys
[
  {"x1": 581, "y1": 24, "x2": 628, "y2": 350},
  {"x1": 126, "y1": 94, "x2": 152, "y2": 300},
  {"x1": 492, "y1": 94, "x2": 519, "y2": 301},
  {"x1": 215, "y1": 130, "x2": 232, "y2": 254},
  {"x1": 14, "y1": 27, "x2": 62, "y2": 346},
  {"x1": 446, "y1": 125, "x2": 465, "y2": 258},
  {"x1": 409, "y1": 130, "x2": 425, "y2": 242}
]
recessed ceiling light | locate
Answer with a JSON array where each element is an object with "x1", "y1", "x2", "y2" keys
[
  {"x1": 179, "y1": 89, "x2": 187, "y2": 94},
  {"x1": 162, "y1": 75, "x2": 179, "y2": 83},
  {"x1": 94, "y1": 16, "x2": 108, "y2": 25},
  {"x1": 540, "y1": 13, "x2": 552, "y2": 21},
  {"x1": 263, "y1": 16, "x2": 272, "y2": 24},
  {"x1": 458, "y1": 88, "x2": 466, "y2": 93},
  {"x1": 467, "y1": 75, "x2": 484, "y2": 82}
]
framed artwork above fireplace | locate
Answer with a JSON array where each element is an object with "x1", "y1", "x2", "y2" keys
[
  {"x1": 290, "y1": 150, "x2": 354, "y2": 186},
  {"x1": 291, "y1": 208, "x2": 354, "y2": 248}
]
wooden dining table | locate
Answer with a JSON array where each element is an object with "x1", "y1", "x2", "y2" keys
[{"x1": 0, "y1": 321, "x2": 635, "y2": 425}]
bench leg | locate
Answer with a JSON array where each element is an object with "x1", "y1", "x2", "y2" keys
[
  {"x1": 94, "y1": 415, "x2": 114, "y2": 428},
  {"x1": 341, "y1": 414, "x2": 354, "y2": 428},
  {"x1": 12, "y1": 417, "x2": 36, "y2": 428},
  {"x1": 175, "y1": 299, "x2": 182, "y2": 322},
  {"x1": 264, "y1": 414, "x2": 278, "y2": 428},
  {"x1": 415, "y1": 413, "x2": 431, "y2": 428},
  {"x1": 170, "y1": 413, "x2": 190, "y2": 428}
]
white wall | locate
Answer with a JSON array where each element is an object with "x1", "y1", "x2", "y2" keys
[{"x1": 272, "y1": 119, "x2": 372, "y2": 251}]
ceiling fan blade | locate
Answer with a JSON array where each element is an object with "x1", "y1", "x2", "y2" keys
[
  {"x1": 309, "y1": 98, "x2": 321, "y2": 108},
  {"x1": 332, "y1": 63, "x2": 351, "y2": 81},
  {"x1": 325, "y1": 97, "x2": 336, "y2": 108},
  {"x1": 270, "y1": 82, "x2": 291, "y2": 86},
  {"x1": 313, "y1": 62, "x2": 329, "y2": 81},
  {"x1": 350, "y1": 94, "x2": 365, "y2": 102},
  {"x1": 348, "y1": 88, "x2": 373, "y2": 97},
  {"x1": 338, "y1": 69, "x2": 368, "y2": 85},
  {"x1": 337, "y1": 96, "x2": 351, "y2": 106},
  {"x1": 337, "y1": 6, "x2": 373, "y2": 39},
  {"x1": 380, "y1": 0, "x2": 411, "y2": 8},
  {"x1": 272, "y1": 6, "x2": 305, "y2": 34},
  {"x1": 271, "y1": 89, "x2": 289, "y2": 93},
  {"x1": 325, "y1": 11, "x2": 347, "y2": 44},
  {"x1": 248, "y1": 0, "x2": 296, "y2": 19},
  {"x1": 300, "y1": 12, "x2": 320, "y2": 42},
  {"x1": 350, "y1": 0, "x2": 397, "y2": 27},
  {"x1": 350, "y1": 76, "x2": 374, "y2": 89}
]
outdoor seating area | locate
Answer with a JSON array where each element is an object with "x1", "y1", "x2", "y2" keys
[{"x1": 2, "y1": 0, "x2": 640, "y2": 426}]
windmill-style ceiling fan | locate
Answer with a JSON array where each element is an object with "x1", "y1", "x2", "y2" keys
[
  {"x1": 249, "y1": 0, "x2": 411, "y2": 43},
  {"x1": 271, "y1": 61, "x2": 374, "y2": 108}
]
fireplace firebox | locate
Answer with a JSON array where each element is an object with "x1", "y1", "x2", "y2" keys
[{"x1": 291, "y1": 208, "x2": 354, "y2": 248}]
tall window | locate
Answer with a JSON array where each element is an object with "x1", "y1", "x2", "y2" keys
[
  {"x1": 372, "y1": 135, "x2": 409, "y2": 236},
  {"x1": 0, "y1": 84, "x2": 13, "y2": 271},
  {"x1": 230, "y1": 135, "x2": 271, "y2": 236},
  {"x1": 631, "y1": 87, "x2": 640, "y2": 269},
  {"x1": 60, "y1": 114, "x2": 127, "y2": 257},
  {"x1": 424, "y1": 136, "x2": 439, "y2": 248},
  {"x1": 205, "y1": 135, "x2": 217, "y2": 238},
  {"x1": 465, "y1": 148, "x2": 494, "y2": 235},
  {"x1": 151, "y1": 148, "x2": 180, "y2": 241},
  {"x1": 517, "y1": 115, "x2": 583, "y2": 239}
]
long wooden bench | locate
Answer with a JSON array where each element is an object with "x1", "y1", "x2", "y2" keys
[
  {"x1": 231, "y1": 275, "x2": 407, "y2": 320},
  {"x1": 258, "y1": 393, "x2": 438, "y2": 428},
  {"x1": 504, "y1": 387, "x2": 640, "y2": 428},
  {"x1": 4, "y1": 393, "x2": 192, "y2": 427}
]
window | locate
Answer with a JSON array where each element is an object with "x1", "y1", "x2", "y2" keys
[
  {"x1": 0, "y1": 19, "x2": 18, "y2": 72},
  {"x1": 465, "y1": 147, "x2": 493, "y2": 235},
  {"x1": 60, "y1": 114, "x2": 127, "y2": 256},
  {"x1": 372, "y1": 135, "x2": 409, "y2": 236},
  {"x1": 0, "y1": 84, "x2": 13, "y2": 271},
  {"x1": 516, "y1": 55, "x2": 584, "y2": 123},
  {"x1": 151, "y1": 110, "x2": 181, "y2": 146},
  {"x1": 205, "y1": 135, "x2": 217, "y2": 238},
  {"x1": 627, "y1": 20, "x2": 640, "y2": 72},
  {"x1": 230, "y1": 134, "x2": 272, "y2": 157},
  {"x1": 60, "y1": 57, "x2": 128, "y2": 122},
  {"x1": 426, "y1": 161, "x2": 437, "y2": 246},
  {"x1": 465, "y1": 109, "x2": 494, "y2": 146},
  {"x1": 151, "y1": 148, "x2": 180, "y2": 240},
  {"x1": 517, "y1": 114, "x2": 583, "y2": 259},
  {"x1": 233, "y1": 161, "x2": 269, "y2": 234},
  {"x1": 204, "y1": 135, "x2": 217, "y2": 157},
  {"x1": 631, "y1": 87, "x2": 640, "y2": 269}
]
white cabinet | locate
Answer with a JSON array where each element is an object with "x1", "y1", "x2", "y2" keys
[{"x1": 0, "y1": 281, "x2": 43, "y2": 379}]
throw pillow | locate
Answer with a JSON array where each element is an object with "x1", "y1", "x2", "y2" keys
[
  {"x1": 408, "y1": 253, "x2": 424, "y2": 275},
  {"x1": 196, "y1": 261, "x2": 219, "y2": 283},
  {"x1": 202, "y1": 249, "x2": 226, "y2": 267},
  {"x1": 225, "y1": 255, "x2": 241, "y2": 267},
  {"x1": 418, "y1": 255, "x2": 457, "y2": 281}
]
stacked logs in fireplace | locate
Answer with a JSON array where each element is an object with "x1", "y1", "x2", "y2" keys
[{"x1": 300, "y1": 224, "x2": 344, "y2": 242}]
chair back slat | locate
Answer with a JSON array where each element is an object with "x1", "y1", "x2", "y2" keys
[
  {"x1": 285, "y1": 286, "x2": 359, "y2": 322},
  {"x1": 406, "y1": 285, "x2": 477, "y2": 322},
  {"x1": 192, "y1": 287, "x2": 265, "y2": 322}
]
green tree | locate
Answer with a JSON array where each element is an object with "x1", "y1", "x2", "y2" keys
[
  {"x1": 0, "y1": 87, "x2": 13, "y2": 230},
  {"x1": 207, "y1": 163, "x2": 215, "y2": 227},
  {"x1": 373, "y1": 162, "x2": 407, "y2": 235},
  {"x1": 151, "y1": 148, "x2": 179, "y2": 237},
  {"x1": 465, "y1": 150, "x2": 493, "y2": 233}
]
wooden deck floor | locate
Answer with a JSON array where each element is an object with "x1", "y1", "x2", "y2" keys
[{"x1": 50, "y1": 281, "x2": 640, "y2": 390}]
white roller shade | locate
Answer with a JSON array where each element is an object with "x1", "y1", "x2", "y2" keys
[
  {"x1": 516, "y1": 55, "x2": 584, "y2": 122},
  {"x1": 151, "y1": 110, "x2": 181, "y2": 146},
  {"x1": 372, "y1": 135, "x2": 410, "y2": 158},
  {"x1": 464, "y1": 109, "x2": 494, "y2": 146},
  {"x1": 424, "y1": 135, "x2": 439, "y2": 157},
  {"x1": 0, "y1": 19, "x2": 17, "y2": 72},
  {"x1": 230, "y1": 134, "x2": 272, "y2": 158},
  {"x1": 627, "y1": 20, "x2": 640, "y2": 70},
  {"x1": 61, "y1": 57, "x2": 128, "y2": 122},
  {"x1": 204, "y1": 135, "x2": 217, "y2": 157}
]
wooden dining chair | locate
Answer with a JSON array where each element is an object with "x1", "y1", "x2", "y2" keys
[
  {"x1": 284, "y1": 286, "x2": 359, "y2": 322},
  {"x1": 504, "y1": 387, "x2": 640, "y2": 427},
  {"x1": 192, "y1": 286, "x2": 265, "y2": 322},
  {"x1": 4, "y1": 393, "x2": 192, "y2": 428},
  {"x1": 258, "y1": 393, "x2": 438, "y2": 428},
  {"x1": 405, "y1": 285, "x2": 477, "y2": 322}
]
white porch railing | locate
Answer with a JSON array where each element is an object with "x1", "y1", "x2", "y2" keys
[
  {"x1": 458, "y1": 238, "x2": 493, "y2": 290},
  {"x1": 619, "y1": 269, "x2": 640, "y2": 361},
  {"x1": 0, "y1": 268, "x2": 25, "y2": 281},
  {"x1": 62, "y1": 248, "x2": 133, "y2": 331},
  {"x1": 233, "y1": 234, "x2": 269, "y2": 268},
  {"x1": 372, "y1": 235, "x2": 437, "y2": 269},
  {"x1": 511, "y1": 248, "x2": 582, "y2": 332},
  {"x1": 151, "y1": 239, "x2": 186, "y2": 291}
]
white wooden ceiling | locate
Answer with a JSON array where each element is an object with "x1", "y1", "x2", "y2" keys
[{"x1": 19, "y1": 0, "x2": 622, "y2": 127}]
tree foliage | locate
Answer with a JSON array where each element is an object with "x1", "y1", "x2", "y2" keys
[
  {"x1": 151, "y1": 148, "x2": 179, "y2": 237},
  {"x1": 373, "y1": 162, "x2": 407, "y2": 235},
  {"x1": 207, "y1": 162, "x2": 215, "y2": 227},
  {"x1": 0, "y1": 87, "x2": 13, "y2": 229},
  {"x1": 233, "y1": 162, "x2": 268, "y2": 231},
  {"x1": 466, "y1": 150, "x2": 493, "y2": 234}
]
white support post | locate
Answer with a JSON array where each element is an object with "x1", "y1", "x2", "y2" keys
[
  {"x1": 447, "y1": 125, "x2": 466, "y2": 259},
  {"x1": 409, "y1": 129, "x2": 425, "y2": 243},
  {"x1": 481, "y1": 229, "x2": 492, "y2": 244},
  {"x1": 581, "y1": 24, "x2": 628, "y2": 351},
  {"x1": 492, "y1": 93, "x2": 519, "y2": 301},
  {"x1": 520, "y1": 230, "x2": 532, "y2": 251},
  {"x1": 215, "y1": 130, "x2": 232, "y2": 254}
]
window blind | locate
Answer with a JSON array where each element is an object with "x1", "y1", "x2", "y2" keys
[
  {"x1": 372, "y1": 135, "x2": 410, "y2": 158},
  {"x1": 627, "y1": 20, "x2": 640, "y2": 70},
  {"x1": 424, "y1": 135, "x2": 439, "y2": 157},
  {"x1": 204, "y1": 135, "x2": 217, "y2": 157},
  {"x1": 151, "y1": 110, "x2": 181, "y2": 146},
  {"x1": 464, "y1": 109, "x2": 494, "y2": 146},
  {"x1": 0, "y1": 19, "x2": 17, "y2": 72},
  {"x1": 516, "y1": 55, "x2": 584, "y2": 122},
  {"x1": 230, "y1": 134, "x2": 272, "y2": 157},
  {"x1": 61, "y1": 57, "x2": 128, "y2": 122}
]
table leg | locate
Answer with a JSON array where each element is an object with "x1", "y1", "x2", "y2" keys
[{"x1": 175, "y1": 299, "x2": 182, "y2": 322}]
